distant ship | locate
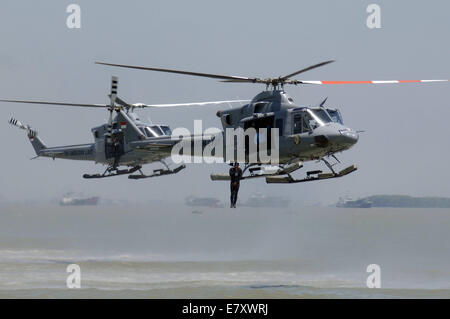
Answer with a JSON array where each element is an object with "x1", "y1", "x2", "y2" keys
[
  {"x1": 60, "y1": 193, "x2": 99, "y2": 206},
  {"x1": 336, "y1": 197, "x2": 372, "y2": 208},
  {"x1": 241, "y1": 193, "x2": 290, "y2": 208},
  {"x1": 185, "y1": 196, "x2": 224, "y2": 208}
]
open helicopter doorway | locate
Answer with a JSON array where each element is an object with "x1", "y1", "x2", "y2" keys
[
  {"x1": 105, "y1": 125, "x2": 125, "y2": 163},
  {"x1": 244, "y1": 115, "x2": 275, "y2": 160}
]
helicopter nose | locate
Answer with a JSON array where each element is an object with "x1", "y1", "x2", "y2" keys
[{"x1": 338, "y1": 128, "x2": 359, "y2": 146}]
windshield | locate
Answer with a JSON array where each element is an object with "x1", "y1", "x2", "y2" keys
[
  {"x1": 327, "y1": 109, "x2": 343, "y2": 124},
  {"x1": 307, "y1": 109, "x2": 332, "y2": 126},
  {"x1": 141, "y1": 125, "x2": 170, "y2": 137},
  {"x1": 160, "y1": 125, "x2": 172, "y2": 136},
  {"x1": 143, "y1": 126, "x2": 160, "y2": 137}
]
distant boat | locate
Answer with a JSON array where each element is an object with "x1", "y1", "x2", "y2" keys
[
  {"x1": 60, "y1": 193, "x2": 99, "y2": 206},
  {"x1": 336, "y1": 197, "x2": 372, "y2": 208},
  {"x1": 185, "y1": 196, "x2": 224, "y2": 208},
  {"x1": 241, "y1": 193, "x2": 290, "y2": 208}
]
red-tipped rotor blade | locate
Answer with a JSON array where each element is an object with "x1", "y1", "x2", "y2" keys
[{"x1": 299, "y1": 79, "x2": 449, "y2": 85}]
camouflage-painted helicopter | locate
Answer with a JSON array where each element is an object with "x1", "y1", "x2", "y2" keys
[{"x1": 3, "y1": 60, "x2": 448, "y2": 183}]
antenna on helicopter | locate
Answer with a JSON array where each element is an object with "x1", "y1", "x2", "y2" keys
[{"x1": 319, "y1": 97, "x2": 328, "y2": 107}]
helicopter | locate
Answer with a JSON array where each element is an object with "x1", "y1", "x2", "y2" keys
[
  {"x1": 3, "y1": 76, "x2": 249, "y2": 179},
  {"x1": 3, "y1": 60, "x2": 448, "y2": 183},
  {"x1": 94, "y1": 60, "x2": 449, "y2": 184}
]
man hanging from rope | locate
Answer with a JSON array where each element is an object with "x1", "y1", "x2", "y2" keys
[{"x1": 229, "y1": 162, "x2": 243, "y2": 208}]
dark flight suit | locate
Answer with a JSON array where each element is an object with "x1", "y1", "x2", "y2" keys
[
  {"x1": 112, "y1": 137, "x2": 121, "y2": 168},
  {"x1": 229, "y1": 166, "x2": 243, "y2": 208}
]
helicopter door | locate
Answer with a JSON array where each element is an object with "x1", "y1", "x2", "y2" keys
[
  {"x1": 94, "y1": 137, "x2": 105, "y2": 163},
  {"x1": 275, "y1": 118, "x2": 283, "y2": 137},
  {"x1": 105, "y1": 130, "x2": 125, "y2": 160},
  {"x1": 292, "y1": 111, "x2": 311, "y2": 134},
  {"x1": 243, "y1": 116, "x2": 274, "y2": 159}
]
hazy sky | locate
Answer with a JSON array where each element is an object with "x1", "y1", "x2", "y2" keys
[{"x1": 0, "y1": 0, "x2": 448, "y2": 204}]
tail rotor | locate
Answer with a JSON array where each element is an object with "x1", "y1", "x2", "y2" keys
[
  {"x1": 106, "y1": 76, "x2": 118, "y2": 143},
  {"x1": 9, "y1": 117, "x2": 37, "y2": 139}
]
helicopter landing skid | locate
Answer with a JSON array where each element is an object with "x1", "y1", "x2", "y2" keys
[
  {"x1": 128, "y1": 164, "x2": 186, "y2": 180},
  {"x1": 266, "y1": 164, "x2": 357, "y2": 184},
  {"x1": 83, "y1": 165, "x2": 142, "y2": 179},
  {"x1": 210, "y1": 161, "x2": 304, "y2": 181}
]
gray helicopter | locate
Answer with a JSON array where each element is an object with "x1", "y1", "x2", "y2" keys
[
  {"x1": 3, "y1": 76, "x2": 248, "y2": 179},
  {"x1": 95, "y1": 60, "x2": 448, "y2": 184},
  {"x1": 4, "y1": 60, "x2": 448, "y2": 183}
]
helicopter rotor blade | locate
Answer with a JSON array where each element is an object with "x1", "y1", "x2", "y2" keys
[
  {"x1": 96, "y1": 61, "x2": 259, "y2": 83},
  {"x1": 220, "y1": 79, "x2": 258, "y2": 83},
  {"x1": 295, "y1": 79, "x2": 449, "y2": 85},
  {"x1": 133, "y1": 99, "x2": 251, "y2": 108},
  {"x1": 114, "y1": 96, "x2": 132, "y2": 107},
  {"x1": 96, "y1": 60, "x2": 448, "y2": 89},
  {"x1": 280, "y1": 60, "x2": 335, "y2": 80},
  {"x1": 0, "y1": 97, "x2": 249, "y2": 110},
  {"x1": 0, "y1": 99, "x2": 107, "y2": 108}
]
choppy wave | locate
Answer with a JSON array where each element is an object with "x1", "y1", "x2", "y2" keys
[{"x1": 1, "y1": 204, "x2": 450, "y2": 298}]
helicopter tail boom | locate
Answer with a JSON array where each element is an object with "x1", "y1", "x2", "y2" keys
[{"x1": 29, "y1": 135, "x2": 47, "y2": 155}]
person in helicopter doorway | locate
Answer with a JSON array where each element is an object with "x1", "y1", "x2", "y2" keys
[
  {"x1": 112, "y1": 134, "x2": 122, "y2": 169},
  {"x1": 229, "y1": 162, "x2": 243, "y2": 208}
]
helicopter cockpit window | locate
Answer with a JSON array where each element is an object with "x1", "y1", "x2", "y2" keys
[
  {"x1": 139, "y1": 127, "x2": 148, "y2": 136},
  {"x1": 307, "y1": 109, "x2": 332, "y2": 127},
  {"x1": 152, "y1": 126, "x2": 164, "y2": 136},
  {"x1": 327, "y1": 109, "x2": 343, "y2": 124},
  {"x1": 160, "y1": 125, "x2": 172, "y2": 136},
  {"x1": 140, "y1": 127, "x2": 155, "y2": 138},
  {"x1": 145, "y1": 126, "x2": 164, "y2": 137},
  {"x1": 293, "y1": 114, "x2": 302, "y2": 134},
  {"x1": 253, "y1": 102, "x2": 267, "y2": 113},
  {"x1": 302, "y1": 117, "x2": 312, "y2": 132},
  {"x1": 293, "y1": 113, "x2": 311, "y2": 134}
]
